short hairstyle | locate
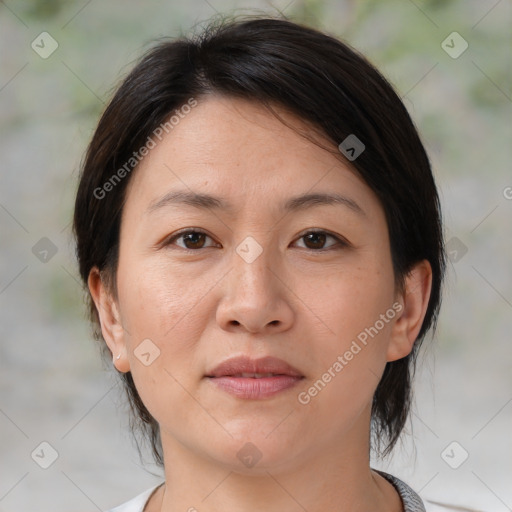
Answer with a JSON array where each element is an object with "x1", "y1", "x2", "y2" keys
[{"x1": 73, "y1": 15, "x2": 446, "y2": 466}]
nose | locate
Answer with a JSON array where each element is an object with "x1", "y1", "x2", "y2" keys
[{"x1": 215, "y1": 240, "x2": 294, "y2": 335}]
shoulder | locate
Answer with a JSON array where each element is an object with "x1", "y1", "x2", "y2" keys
[
  {"x1": 377, "y1": 470, "x2": 427, "y2": 512},
  {"x1": 104, "y1": 484, "x2": 163, "y2": 512},
  {"x1": 376, "y1": 470, "x2": 483, "y2": 512}
]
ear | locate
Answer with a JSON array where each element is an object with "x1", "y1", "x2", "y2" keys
[
  {"x1": 88, "y1": 267, "x2": 130, "y2": 373},
  {"x1": 387, "y1": 260, "x2": 433, "y2": 362}
]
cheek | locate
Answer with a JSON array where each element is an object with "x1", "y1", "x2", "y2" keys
[
  {"x1": 303, "y1": 258, "x2": 396, "y2": 404},
  {"x1": 116, "y1": 257, "x2": 207, "y2": 403},
  {"x1": 117, "y1": 267, "x2": 205, "y2": 429},
  {"x1": 313, "y1": 256, "x2": 395, "y2": 342},
  {"x1": 118, "y1": 256, "x2": 205, "y2": 341}
]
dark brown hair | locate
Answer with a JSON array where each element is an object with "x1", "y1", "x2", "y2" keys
[{"x1": 73, "y1": 15, "x2": 446, "y2": 466}]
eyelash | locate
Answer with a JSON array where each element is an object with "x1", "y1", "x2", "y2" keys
[{"x1": 163, "y1": 228, "x2": 349, "y2": 252}]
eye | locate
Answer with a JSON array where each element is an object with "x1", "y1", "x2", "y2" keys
[
  {"x1": 163, "y1": 229, "x2": 348, "y2": 252},
  {"x1": 293, "y1": 230, "x2": 347, "y2": 251},
  {"x1": 165, "y1": 229, "x2": 218, "y2": 250}
]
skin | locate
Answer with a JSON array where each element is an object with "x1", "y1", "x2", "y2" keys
[{"x1": 89, "y1": 96, "x2": 432, "y2": 512}]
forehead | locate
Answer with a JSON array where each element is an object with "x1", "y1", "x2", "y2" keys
[{"x1": 123, "y1": 95, "x2": 381, "y2": 219}]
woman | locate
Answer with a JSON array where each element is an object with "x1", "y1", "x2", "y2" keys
[{"x1": 73, "y1": 16, "x2": 448, "y2": 512}]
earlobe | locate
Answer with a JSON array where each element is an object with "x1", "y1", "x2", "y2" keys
[
  {"x1": 387, "y1": 260, "x2": 433, "y2": 362},
  {"x1": 88, "y1": 267, "x2": 131, "y2": 372}
]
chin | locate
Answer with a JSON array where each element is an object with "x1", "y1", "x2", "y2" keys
[{"x1": 206, "y1": 428, "x2": 302, "y2": 474}]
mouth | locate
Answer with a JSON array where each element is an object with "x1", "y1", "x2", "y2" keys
[
  {"x1": 227, "y1": 372, "x2": 288, "y2": 378},
  {"x1": 206, "y1": 356, "x2": 304, "y2": 399}
]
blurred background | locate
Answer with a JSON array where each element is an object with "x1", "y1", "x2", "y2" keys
[{"x1": 0, "y1": 0, "x2": 510, "y2": 510}]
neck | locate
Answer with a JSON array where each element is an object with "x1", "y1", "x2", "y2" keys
[{"x1": 155, "y1": 421, "x2": 402, "y2": 512}]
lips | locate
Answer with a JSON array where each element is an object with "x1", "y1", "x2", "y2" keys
[
  {"x1": 206, "y1": 356, "x2": 304, "y2": 399},
  {"x1": 206, "y1": 355, "x2": 303, "y2": 378}
]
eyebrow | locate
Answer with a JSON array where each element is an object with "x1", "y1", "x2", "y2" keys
[{"x1": 146, "y1": 190, "x2": 366, "y2": 217}]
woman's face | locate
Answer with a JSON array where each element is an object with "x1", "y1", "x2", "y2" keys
[{"x1": 92, "y1": 96, "x2": 428, "y2": 473}]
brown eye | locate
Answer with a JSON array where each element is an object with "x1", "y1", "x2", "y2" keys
[
  {"x1": 167, "y1": 230, "x2": 217, "y2": 250},
  {"x1": 303, "y1": 232, "x2": 327, "y2": 249},
  {"x1": 295, "y1": 230, "x2": 345, "y2": 250},
  {"x1": 182, "y1": 232, "x2": 207, "y2": 249}
]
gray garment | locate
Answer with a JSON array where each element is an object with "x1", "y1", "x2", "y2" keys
[{"x1": 378, "y1": 470, "x2": 427, "y2": 512}]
